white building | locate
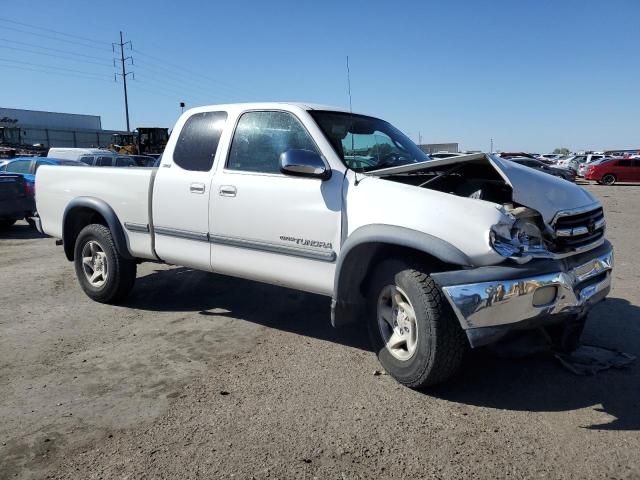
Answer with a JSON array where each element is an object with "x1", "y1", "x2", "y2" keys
[{"x1": 0, "y1": 107, "x2": 126, "y2": 148}]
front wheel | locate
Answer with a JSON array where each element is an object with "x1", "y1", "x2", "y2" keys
[
  {"x1": 601, "y1": 174, "x2": 616, "y2": 185},
  {"x1": 74, "y1": 224, "x2": 136, "y2": 304},
  {"x1": 367, "y1": 260, "x2": 467, "y2": 388}
]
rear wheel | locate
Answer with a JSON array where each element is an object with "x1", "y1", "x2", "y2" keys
[
  {"x1": 74, "y1": 224, "x2": 136, "y2": 304},
  {"x1": 367, "y1": 259, "x2": 467, "y2": 388},
  {"x1": 0, "y1": 218, "x2": 17, "y2": 229},
  {"x1": 601, "y1": 174, "x2": 616, "y2": 185}
]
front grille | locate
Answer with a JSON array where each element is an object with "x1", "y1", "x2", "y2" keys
[{"x1": 552, "y1": 207, "x2": 605, "y2": 253}]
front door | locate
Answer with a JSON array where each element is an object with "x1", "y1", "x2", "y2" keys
[
  {"x1": 152, "y1": 111, "x2": 228, "y2": 270},
  {"x1": 209, "y1": 110, "x2": 342, "y2": 295}
]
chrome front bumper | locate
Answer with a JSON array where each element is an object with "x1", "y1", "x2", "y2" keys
[{"x1": 436, "y1": 246, "x2": 613, "y2": 345}]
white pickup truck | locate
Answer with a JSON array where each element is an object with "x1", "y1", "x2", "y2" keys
[{"x1": 35, "y1": 102, "x2": 613, "y2": 388}]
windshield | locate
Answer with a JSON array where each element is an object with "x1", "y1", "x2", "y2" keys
[{"x1": 309, "y1": 111, "x2": 429, "y2": 172}]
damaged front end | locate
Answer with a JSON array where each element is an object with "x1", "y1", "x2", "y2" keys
[
  {"x1": 367, "y1": 153, "x2": 614, "y2": 348},
  {"x1": 369, "y1": 153, "x2": 607, "y2": 262}
]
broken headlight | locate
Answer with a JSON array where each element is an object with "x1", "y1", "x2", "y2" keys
[{"x1": 490, "y1": 217, "x2": 548, "y2": 259}]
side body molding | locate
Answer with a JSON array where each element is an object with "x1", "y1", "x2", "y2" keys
[
  {"x1": 62, "y1": 196, "x2": 133, "y2": 261},
  {"x1": 331, "y1": 224, "x2": 472, "y2": 327}
]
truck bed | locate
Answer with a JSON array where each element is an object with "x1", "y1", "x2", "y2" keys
[{"x1": 36, "y1": 166, "x2": 156, "y2": 259}]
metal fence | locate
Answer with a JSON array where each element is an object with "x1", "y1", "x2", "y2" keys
[{"x1": 21, "y1": 127, "x2": 128, "y2": 148}]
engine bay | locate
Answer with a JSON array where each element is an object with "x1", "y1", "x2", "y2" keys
[{"x1": 381, "y1": 157, "x2": 513, "y2": 204}]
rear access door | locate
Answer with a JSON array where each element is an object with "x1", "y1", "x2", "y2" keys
[{"x1": 152, "y1": 110, "x2": 228, "y2": 270}]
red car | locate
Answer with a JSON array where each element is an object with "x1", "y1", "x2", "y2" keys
[{"x1": 584, "y1": 158, "x2": 640, "y2": 185}]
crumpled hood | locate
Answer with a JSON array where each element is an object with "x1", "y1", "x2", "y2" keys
[{"x1": 366, "y1": 153, "x2": 599, "y2": 224}]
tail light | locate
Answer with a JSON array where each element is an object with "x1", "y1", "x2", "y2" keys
[{"x1": 25, "y1": 182, "x2": 35, "y2": 197}]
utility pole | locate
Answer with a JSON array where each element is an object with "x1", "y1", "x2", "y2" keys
[
  {"x1": 418, "y1": 132, "x2": 422, "y2": 145},
  {"x1": 490, "y1": 138, "x2": 494, "y2": 153},
  {"x1": 113, "y1": 31, "x2": 133, "y2": 132}
]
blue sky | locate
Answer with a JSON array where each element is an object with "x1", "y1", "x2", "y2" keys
[{"x1": 2, "y1": 0, "x2": 639, "y2": 152}]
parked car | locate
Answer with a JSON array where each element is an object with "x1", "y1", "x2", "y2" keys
[
  {"x1": 0, "y1": 157, "x2": 87, "y2": 182},
  {"x1": 79, "y1": 154, "x2": 137, "y2": 167},
  {"x1": 34, "y1": 102, "x2": 613, "y2": 388},
  {"x1": 47, "y1": 148, "x2": 116, "y2": 161},
  {"x1": 0, "y1": 174, "x2": 35, "y2": 228},
  {"x1": 584, "y1": 157, "x2": 640, "y2": 185},
  {"x1": 509, "y1": 157, "x2": 576, "y2": 181},
  {"x1": 577, "y1": 157, "x2": 611, "y2": 177},
  {"x1": 128, "y1": 155, "x2": 157, "y2": 167},
  {"x1": 557, "y1": 154, "x2": 605, "y2": 172}
]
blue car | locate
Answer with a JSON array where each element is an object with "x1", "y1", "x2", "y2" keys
[
  {"x1": 0, "y1": 157, "x2": 88, "y2": 185},
  {"x1": 0, "y1": 158, "x2": 88, "y2": 224}
]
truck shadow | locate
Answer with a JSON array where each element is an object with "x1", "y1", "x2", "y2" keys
[
  {"x1": 128, "y1": 267, "x2": 639, "y2": 431},
  {"x1": 127, "y1": 267, "x2": 370, "y2": 351},
  {"x1": 429, "y1": 297, "x2": 640, "y2": 431},
  {"x1": 0, "y1": 222, "x2": 44, "y2": 240}
]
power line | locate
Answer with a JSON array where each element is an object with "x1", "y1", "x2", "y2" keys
[
  {"x1": 0, "y1": 57, "x2": 110, "y2": 79},
  {"x1": 0, "y1": 24, "x2": 111, "y2": 52},
  {"x1": 134, "y1": 49, "x2": 258, "y2": 98},
  {"x1": 0, "y1": 37, "x2": 112, "y2": 61},
  {"x1": 133, "y1": 75, "x2": 213, "y2": 105},
  {"x1": 0, "y1": 16, "x2": 110, "y2": 46},
  {"x1": 0, "y1": 59, "x2": 113, "y2": 83},
  {"x1": 0, "y1": 45, "x2": 112, "y2": 67},
  {"x1": 133, "y1": 64, "x2": 230, "y2": 102}
]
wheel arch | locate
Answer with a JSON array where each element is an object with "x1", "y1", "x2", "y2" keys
[
  {"x1": 62, "y1": 197, "x2": 133, "y2": 261},
  {"x1": 331, "y1": 224, "x2": 472, "y2": 327}
]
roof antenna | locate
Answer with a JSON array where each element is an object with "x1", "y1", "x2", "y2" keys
[{"x1": 346, "y1": 55, "x2": 362, "y2": 184}]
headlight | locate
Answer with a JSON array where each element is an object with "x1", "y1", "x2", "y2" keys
[{"x1": 490, "y1": 217, "x2": 548, "y2": 259}]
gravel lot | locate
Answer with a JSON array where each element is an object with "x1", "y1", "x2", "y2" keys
[{"x1": 1, "y1": 184, "x2": 639, "y2": 479}]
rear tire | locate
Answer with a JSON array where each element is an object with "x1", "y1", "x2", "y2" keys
[
  {"x1": 601, "y1": 174, "x2": 616, "y2": 185},
  {"x1": 367, "y1": 259, "x2": 467, "y2": 388},
  {"x1": 74, "y1": 224, "x2": 136, "y2": 304},
  {"x1": 0, "y1": 219, "x2": 17, "y2": 229}
]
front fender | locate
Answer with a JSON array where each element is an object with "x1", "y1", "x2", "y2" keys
[{"x1": 331, "y1": 224, "x2": 472, "y2": 327}]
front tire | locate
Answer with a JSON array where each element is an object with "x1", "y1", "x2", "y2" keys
[
  {"x1": 367, "y1": 259, "x2": 467, "y2": 388},
  {"x1": 74, "y1": 224, "x2": 136, "y2": 304},
  {"x1": 601, "y1": 174, "x2": 616, "y2": 185}
]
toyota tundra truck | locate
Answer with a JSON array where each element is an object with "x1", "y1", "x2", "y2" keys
[{"x1": 34, "y1": 103, "x2": 613, "y2": 388}]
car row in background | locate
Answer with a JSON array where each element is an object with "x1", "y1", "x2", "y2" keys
[
  {"x1": 508, "y1": 157, "x2": 576, "y2": 181},
  {"x1": 48, "y1": 148, "x2": 157, "y2": 167}
]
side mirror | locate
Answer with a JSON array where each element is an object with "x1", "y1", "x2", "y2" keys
[{"x1": 280, "y1": 149, "x2": 331, "y2": 180}]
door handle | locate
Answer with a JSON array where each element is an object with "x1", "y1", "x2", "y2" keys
[
  {"x1": 190, "y1": 183, "x2": 206, "y2": 194},
  {"x1": 219, "y1": 185, "x2": 237, "y2": 197}
]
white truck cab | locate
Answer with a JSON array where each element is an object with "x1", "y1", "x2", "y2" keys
[{"x1": 35, "y1": 103, "x2": 613, "y2": 388}]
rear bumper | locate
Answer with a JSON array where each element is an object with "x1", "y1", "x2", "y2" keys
[
  {"x1": 432, "y1": 241, "x2": 613, "y2": 347},
  {"x1": 0, "y1": 196, "x2": 34, "y2": 219}
]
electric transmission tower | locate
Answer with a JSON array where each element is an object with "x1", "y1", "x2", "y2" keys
[{"x1": 113, "y1": 31, "x2": 134, "y2": 132}]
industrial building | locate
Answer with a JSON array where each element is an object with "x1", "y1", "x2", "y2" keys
[
  {"x1": 0, "y1": 107, "x2": 126, "y2": 148},
  {"x1": 417, "y1": 142, "x2": 459, "y2": 154}
]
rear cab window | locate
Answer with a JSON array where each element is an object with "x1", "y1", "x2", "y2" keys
[{"x1": 173, "y1": 111, "x2": 228, "y2": 171}]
